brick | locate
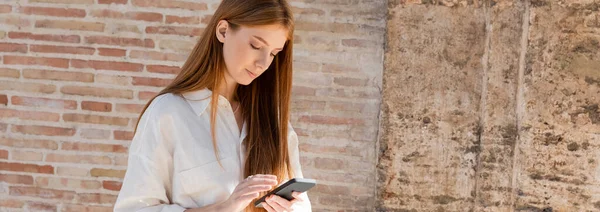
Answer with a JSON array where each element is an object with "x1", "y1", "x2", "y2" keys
[
  {"x1": 61, "y1": 85, "x2": 133, "y2": 99},
  {"x1": 0, "y1": 78, "x2": 56, "y2": 94},
  {"x1": 30, "y1": 44, "x2": 94, "y2": 55},
  {"x1": 98, "y1": 0, "x2": 127, "y2": 4},
  {"x1": 12, "y1": 110, "x2": 54, "y2": 123},
  {"x1": 56, "y1": 166, "x2": 88, "y2": 177},
  {"x1": 166, "y1": 15, "x2": 200, "y2": 24},
  {"x1": 0, "y1": 94, "x2": 7, "y2": 105},
  {"x1": 81, "y1": 101, "x2": 112, "y2": 112},
  {"x1": 11, "y1": 150, "x2": 44, "y2": 162},
  {"x1": 12, "y1": 125, "x2": 75, "y2": 136},
  {"x1": 146, "y1": 26, "x2": 204, "y2": 36},
  {"x1": 132, "y1": 76, "x2": 172, "y2": 87},
  {"x1": 139, "y1": 91, "x2": 158, "y2": 100},
  {"x1": 8, "y1": 32, "x2": 80, "y2": 43},
  {"x1": 128, "y1": 11, "x2": 163, "y2": 22},
  {"x1": 158, "y1": 39, "x2": 195, "y2": 51},
  {"x1": 114, "y1": 156, "x2": 128, "y2": 166},
  {"x1": 3, "y1": 55, "x2": 69, "y2": 68},
  {"x1": 296, "y1": 21, "x2": 361, "y2": 34},
  {"x1": 299, "y1": 143, "x2": 363, "y2": 157},
  {"x1": 1, "y1": 15, "x2": 31, "y2": 27},
  {"x1": 0, "y1": 174, "x2": 34, "y2": 185},
  {"x1": 85, "y1": 36, "x2": 154, "y2": 48},
  {"x1": 298, "y1": 115, "x2": 364, "y2": 125},
  {"x1": 63, "y1": 113, "x2": 129, "y2": 126},
  {"x1": 95, "y1": 74, "x2": 130, "y2": 86},
  {"x1": 341, "y1": 38, "x2": 377, "y2": 48},
  {"x1": 314, "y1": 157, "x2": 346, "y2": 170},
  {"x1": 0, "y1": 137, "x2": 59, "y2": 150},
  {"x1": 22, "y1": 69, "x2": 94, "y2": 82},
  {"x1": 35, "y1": 177, "x2": 101, "y2": 190},
  {"x1": 27, "y1": 202, "x2": 56, "y2": 211},
  {"x1": 0, "y1": 162, "x2": 54, "y2": 174},
  {"x1": 201, "y1": 15, "x2": 212, "y2": 24},
  {"x1": 90, "y1": 168, "x2": 126, "y2": 178},
  {"x1": 0, "y1": 149, "x2": 7, "y2": 159},
  {"x1": 291, "y1": 99, "x2": 326, "y2": 110},
  {"x1": 113, "y1": 130, "x2": 134, "y2": 141},
  {"x1": 0, "y1": 199, "x2": 25, "y2": 208},
  {"x1": 71, "y1": 59, "x2": 143, "y2": 72},
  {"x1": 0, "y1": 31, "x2": 5, "y2": 38},
  {"x1": 116, "y1": 103, "x2": 145, "y2": 114},
  {"x1": 9, "y1": 108, "x2": 63, "y2": 123},
  {"x1": 102, "y1": 180, "x2": 122, "y2": 191},
  {"x1": 106, "y1": 23, "x2": 142, "y2": 34},
  {"x1": 0, "y1": 42, "x2": 28, "y2": 53},
  {"x1": 333, "y1": 77, "x2": 369, "y2": 86},
  {"x1": 146, "y1": 65, "x2": 181, "y2": 74},
  {"x1": 132, "y1": 0, "x2": 208, "y2": 10},
  {"x1": 35, "y1": 20, "x2": 105, "y2": 32},
  {"x1": 10, "y1": 186, "x2": 75, "y2": 200},
  {"x1": 322, "y1": 63, "x2": 360, "y2": 73},
  {"x1": 291, "y1": 85, "x2": 316, "y2": 96},
  {"x1": 0, "y1": 68, "x2": 21, "y2": 78},
  {"x1": 46, "y1": 153, "x2": 112, "y2": 165},
  {"x1": 21, "y1": 6, "x2": 86, "y2": 17},
  {"x1": 63, "y1": 204, "x2": 113, "y2": 212},
  {"x1": 0, "y1": 123, "x2": 6, "y2": 132},
  {"x1": 291, "y1": 6, "x2": 326, "y2": 16},
  {"x1": 78, "y1": 193, "x2": 118, "y2": 204},
  {"x1": 130, "y1": 50, "x2": 187, "y2": 62},
  {"x1": 97, "y1": 48, "x2": 126, "y2": 57},
  {"x1": 61, "y1": 142, "x2": 127, "y2": 153},
  {"x1": 11, "y1": 96, "x2": 77, "y2": 110},
  {"x1": 0, "y1": 4, "x2": 12, "y2": 13},
  {"x1": 312, "y1": 184, "x2": 370, "y2": 195},
  {"x1": 79, "y1": 128, "x2": 111, "y2": 139},
  {"x1": 29, "y1": 0, "x2": 94, "y2": 4},
  {"x1": 91, "y1": 10, "x2": 163, "y2": 22}
]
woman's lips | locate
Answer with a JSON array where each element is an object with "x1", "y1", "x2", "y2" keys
[{"x1": 246, "y1": 69, "x2": 257, "y2": 78}]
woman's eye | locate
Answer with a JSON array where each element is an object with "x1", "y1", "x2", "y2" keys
[{"x1": 250, "y1": 44, "x2": 260, "y2": 50}]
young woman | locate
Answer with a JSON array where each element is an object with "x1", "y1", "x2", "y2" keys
[{"x1": 113, "y1": 0, "x2": 311, "y2": 211}]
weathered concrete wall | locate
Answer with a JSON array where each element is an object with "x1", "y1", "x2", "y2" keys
[{"x1": 380, "y1": 0, "x2": 600, "y2": 211}]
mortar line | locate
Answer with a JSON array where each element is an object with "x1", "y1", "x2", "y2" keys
[
  {"x1": 511, "y1": 0, "x2": 531, "y2": 210},
  {"x1": 473, "y1": 0, "x2": 492, "y2": 209},
  {"x1": 374, "y1": 0, "x2": 390, "y2": 209}
]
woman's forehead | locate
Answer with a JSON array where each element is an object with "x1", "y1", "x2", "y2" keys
[{"x1": 240, "y1": 24, "x2": 289, "y2": 47}]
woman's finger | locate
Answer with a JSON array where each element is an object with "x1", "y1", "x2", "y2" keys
[
  {"x1": 239, "y1": 185, "x2": 272, "y2": 196},
  {"x1": 267, "y1": 195, "x2": 291, "y2": 211},
  {"x1": 291, "y1": 192, "x2": 304, "y2": 202},
  {"x1": 263, "y1": 202, "x2": 276, "y2": 212},
  {"x1": 238, "y1": 192, "x2": 260, "y2": 202}
]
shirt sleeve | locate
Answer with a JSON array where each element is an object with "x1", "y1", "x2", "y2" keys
[
  {"x1": 287, "y1": 124, "x2": 312, "y2": 212},
  {"x1": 114, "y1": 97, "x2": 186, "y2": 212}
]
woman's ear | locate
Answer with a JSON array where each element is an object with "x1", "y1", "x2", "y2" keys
[{"x1": 216, "y1": 20, "x2": 228, "y2": 43}]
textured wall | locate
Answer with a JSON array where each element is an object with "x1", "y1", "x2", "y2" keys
[
  {"x1": 380, "y1": 0, "x2": 600, "y2": 211},
  {"x1": 0, "y1": 0, "x2": 385, "y2": 211}
]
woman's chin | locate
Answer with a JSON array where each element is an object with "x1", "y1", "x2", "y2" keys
[{"x1": 238, "y1": 79, "x2": 253, "y2": 86}]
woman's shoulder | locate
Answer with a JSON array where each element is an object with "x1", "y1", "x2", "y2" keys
[{"x1": 144, "y1": 93, "x2": 189, "y2": 118}]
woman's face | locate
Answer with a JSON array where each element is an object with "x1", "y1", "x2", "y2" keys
[{"x1": 216, "y1": 20, "x2": 289, "y2": 86}]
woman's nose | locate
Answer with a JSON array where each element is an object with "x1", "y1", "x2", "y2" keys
[{"x1": 255, "y1": 54, "x2": 270, "y2": 71}]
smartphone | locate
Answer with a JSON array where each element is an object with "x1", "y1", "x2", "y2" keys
[{"x1": 254, "y1": 178, "x2": 316, "y2": 208}]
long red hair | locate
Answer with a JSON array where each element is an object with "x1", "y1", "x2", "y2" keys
[{"x1": 133, "y1": 0, "x2": 295, "y2": 211}]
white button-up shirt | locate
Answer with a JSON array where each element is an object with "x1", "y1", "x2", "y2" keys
[{"x1": 114, "y1": 88, "x2": 311, "y2": 212}]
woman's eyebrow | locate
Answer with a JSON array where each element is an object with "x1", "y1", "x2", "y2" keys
[{"x1": 253, "y1": 35, "x2": 283, "y2": 51}]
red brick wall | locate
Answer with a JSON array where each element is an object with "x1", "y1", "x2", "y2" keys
[{"x1": 0, "y1": 0, "x2": 385, "y2": 211}]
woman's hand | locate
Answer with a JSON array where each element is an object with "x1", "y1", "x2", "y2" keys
[
  {"x1": 262, "y1": 191, "x2": 304, "y2": 212},
  {"x1": 221, "y1": 174, "x2": 278, "y2": 212}
]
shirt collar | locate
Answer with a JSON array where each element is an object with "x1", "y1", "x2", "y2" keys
[{"x1": 181, "y1": 88, "x2": 214, "y2": 116}]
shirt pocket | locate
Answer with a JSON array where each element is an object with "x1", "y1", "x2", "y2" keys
[{"x1": 177, "y1": 156, "x2": 240, "y2": 207}]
